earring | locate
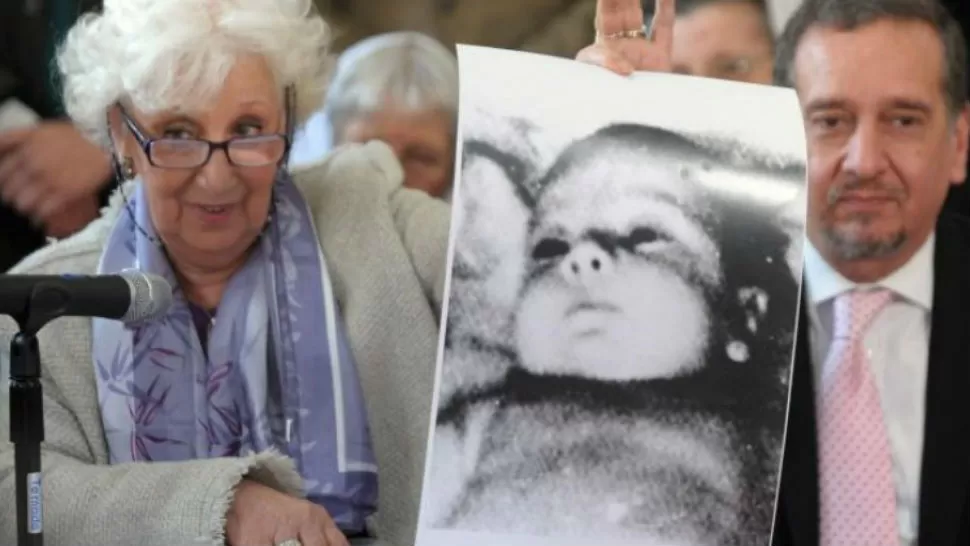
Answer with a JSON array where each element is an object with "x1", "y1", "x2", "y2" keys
[{"x1": 121, "y1": 157, "x2": 135, "y2": 180}]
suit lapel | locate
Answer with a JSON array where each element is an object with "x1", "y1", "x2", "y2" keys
[
  {"x1": 917, "y1": 215, "x2": 970, "y2": 546},
  {"x1": 779, "y1": 292, "x2": 820, "y2": 546}
]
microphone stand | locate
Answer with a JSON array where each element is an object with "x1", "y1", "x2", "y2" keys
[
  {"x1": 8, "y1": 282, "x2": 72, "y2": 546},
  {"x1": 10, "y1": 332, "x2": 43, "y2": 546}
]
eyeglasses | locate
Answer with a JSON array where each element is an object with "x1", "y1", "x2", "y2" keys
[{"x1": 118, "y1": 104, "x2": 289, "y2": 169}]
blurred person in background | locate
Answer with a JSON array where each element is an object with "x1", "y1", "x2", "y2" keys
[
  {"x1": 0, "y1": 0, "x2": 114, "y2": 271},
  {"x1": 641, "y1": 0, "x2": 776, "y2": 83},
  {"x1": 325, "y1": 31, "x2": 458, "y2": 200},
  {"x1": 666, "y1": 0, "x2": 775, "y2": 83}
]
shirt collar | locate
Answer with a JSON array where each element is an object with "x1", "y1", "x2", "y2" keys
[{"x1": 803, "y1": 233, "x2": 935, "y2": 310}]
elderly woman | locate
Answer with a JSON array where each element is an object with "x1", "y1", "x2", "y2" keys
[
  {"x1": 0, "y1": 1, "x2": 449, "y2": 546},
  {"x1": 324, "y1": 31, "x2": 458, "y2": 200}
]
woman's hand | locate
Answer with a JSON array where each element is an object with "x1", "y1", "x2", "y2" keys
[
  {"x1": 575, "y1": 0, "x2": 677, "y2": 75},
  {"x1": 226, "y1": 480, "x2": 349, "y2": 546}
]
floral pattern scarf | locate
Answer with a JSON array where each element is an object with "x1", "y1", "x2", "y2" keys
[{"x1": 91, "y1": 173, "x2": 378, "y2": 532}]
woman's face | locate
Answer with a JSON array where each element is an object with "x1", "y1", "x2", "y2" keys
[
  {"x1": 340, "y1": 106, "x2": 454, "y2": 198},
  {"x1": 115, "y1": 55, "x2": 283, "y2": 270}
]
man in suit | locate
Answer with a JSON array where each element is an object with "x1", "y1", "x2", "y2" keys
[
  {"x1": 768, "y1": 0, "x2": 970, "y2": 544},
  {"x1": 581, "y1": 0, "x2": 968, "y2": 544},
  {"x1": 0, "y1": 0, "x2": 112, "y2": 271}
]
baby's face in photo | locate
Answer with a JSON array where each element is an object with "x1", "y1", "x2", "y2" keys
[{"x1": 515, "y1": 145, "x2": 723, "y2": 382}]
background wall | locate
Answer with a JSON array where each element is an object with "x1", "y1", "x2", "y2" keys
[{"x1": 315, "y1": 0, "x2": 598, "y2": 56}]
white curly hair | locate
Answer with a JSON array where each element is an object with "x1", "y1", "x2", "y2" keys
[
  {"x1": 324, "y1": 31, "x2": 458, "y2": 141},
  {"x1": 57, "y1": 0, "x2": 332, "y2": 147}
]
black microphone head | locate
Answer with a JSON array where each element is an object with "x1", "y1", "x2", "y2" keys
[{"x1": 119, "y1": 269, "x2": 173, "y2": 323}]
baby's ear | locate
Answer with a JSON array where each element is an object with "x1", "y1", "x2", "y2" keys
[{"x1": 439, "y1": 111, "x2": 545, "y2": 406}]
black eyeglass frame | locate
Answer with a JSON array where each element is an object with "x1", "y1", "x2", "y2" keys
[{"x1": 115, "y1": 90, "x2": 294, "y2": 170}]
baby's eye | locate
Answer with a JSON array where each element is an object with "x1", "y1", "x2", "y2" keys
[
  {"x1": 532, "y1": 237, "x2": 570, "y2": 261},
  {"x1": 627, "y1": 227, "x2": 663, "y2": 246}
]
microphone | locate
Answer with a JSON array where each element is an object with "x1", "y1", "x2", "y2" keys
[
  {"x1": 0, "y1": 269, "x2": 173, "y2": 326},
  {"x1": 3, "y1": 269, "x2": 172, "y2": 546}
]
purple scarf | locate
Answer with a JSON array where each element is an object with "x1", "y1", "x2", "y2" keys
[{"x1": 91, "y1": 173, "x2": 378, "y2": 532}]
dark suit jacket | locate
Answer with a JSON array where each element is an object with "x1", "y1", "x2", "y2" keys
[{"x1": 771, "y1": 213, "x2": 970, "y2": 546}]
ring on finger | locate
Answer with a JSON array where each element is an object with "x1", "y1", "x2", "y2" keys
[
  {"x1": 596, "y1": 24, "x2": 650, "y2": 41},
  {"x1": 275, "y1": 540, "x2": 302, "y2": 546}
]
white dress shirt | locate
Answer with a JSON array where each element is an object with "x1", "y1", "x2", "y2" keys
[{"x1": 802, "y1": 235, "x2": 934, "y2": 546}]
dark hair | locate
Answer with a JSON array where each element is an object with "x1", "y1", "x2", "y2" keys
[{"x1": 773, "y1": 0, "x2": 967, "y2": 116}]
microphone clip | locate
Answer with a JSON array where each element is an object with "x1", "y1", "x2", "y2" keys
[{"x1": 12, "y1": 280, "x2": 77, "y2": 337}]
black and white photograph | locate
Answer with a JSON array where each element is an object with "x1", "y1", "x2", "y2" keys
[{"x1": 416, "y1": 45, "x2": 807, "y2": 546}]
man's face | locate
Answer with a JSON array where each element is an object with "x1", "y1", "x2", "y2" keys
[
  {"x1": 671, "y1": 1, "x2": 775, "y2": 84},
  {"x1": 794, "y1": 19, "x2": 968, "y2": 279}
]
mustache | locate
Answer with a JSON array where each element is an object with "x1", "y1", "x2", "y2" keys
[{"x1": 826, "y1": 178, "x2": 906, "y2": 204}]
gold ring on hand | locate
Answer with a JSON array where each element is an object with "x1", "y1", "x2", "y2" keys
[{"x1": 596, "y1": 24, "x2": 650, "y2": 41}]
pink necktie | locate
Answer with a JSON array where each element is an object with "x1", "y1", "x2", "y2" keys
[{"x1": 818, "y1": 288, "x2": 899, "y2": 546}]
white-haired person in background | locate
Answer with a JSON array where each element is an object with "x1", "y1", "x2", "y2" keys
[
  {"x1": 0, "y1": 1, "x2": 450, "y2": 546},
  {"x1": 323, "y1": 31, "x2": 458, "y2": 200}
]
